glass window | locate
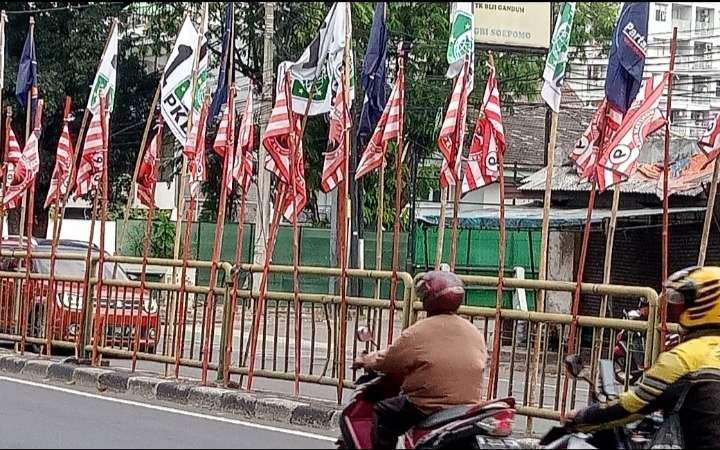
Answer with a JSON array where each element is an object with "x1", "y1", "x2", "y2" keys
[{"x1": 656, "y1": 4, "x2": 667, "y2": 22}]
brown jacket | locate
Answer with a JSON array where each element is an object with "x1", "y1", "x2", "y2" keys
[{"x1": 363, "y1": 313, "x2": 488, "y2": 413}]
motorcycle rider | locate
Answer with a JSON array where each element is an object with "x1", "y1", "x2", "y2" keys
[
  {"x1": 352, "y1": 270, "x2": 488, "y2": 449},
  {"x1": 566, "y1": 266, "x2": 720, "y2": 449}
]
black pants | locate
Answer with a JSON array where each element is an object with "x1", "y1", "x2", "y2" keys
[{"x1": 372, "y1": 395, "x2": 427, "y2": 449}]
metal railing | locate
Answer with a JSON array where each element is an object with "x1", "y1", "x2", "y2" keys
[{"x1": 0, "y1": 251, "x2": 667, "y2": 433}]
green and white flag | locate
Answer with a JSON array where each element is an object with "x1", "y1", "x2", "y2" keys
[
  {"x1": 446, "y1": 2, "x2": 474, "y2": 93},
  {"x1": 541, "y1": 2, "x2": 576, "y2": 113},
  {"x1": 160, "y1": 16, "x2": 208, "y2": 144},
  {"x1": 286, "y1": 2, "x2": 353, "y2": 116},
  {"x1": 87, "y1": 21, "x2": 118, "y2": 115}
]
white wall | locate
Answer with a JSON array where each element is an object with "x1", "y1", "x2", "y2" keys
[{"x1": 46, "y1": 219, "x2": 117, "y2": 254}]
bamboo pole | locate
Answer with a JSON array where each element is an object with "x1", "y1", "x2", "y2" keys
[
  {"x1": 44, "y1": 97, "x2": 73, "y2": 356},
  {"x1": 660, "y1": 28, "x2": 677, "y2": 349},
  {"x1": 448, "y1": 59, "x2": 470, "y2": 271},
  {"x1": 699, "y1": 159, "x2": 719, "y2": 266},
  {"x1": 0, "y1": 108, "x2": 10, "y2": 242},
  {"x1": 434, "y1": 188, "x2": 448, "y2": 268},
  {"x1": 374, "y1": 166, "x2": 384, "y2": 298}
]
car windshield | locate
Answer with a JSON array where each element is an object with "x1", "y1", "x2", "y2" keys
[{"x1": 34, "y1": 255, "x2": 129, "y2": 280}]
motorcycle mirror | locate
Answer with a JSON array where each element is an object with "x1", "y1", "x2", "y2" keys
[
  {"x1": 564, "y1": 354, "x2": 585, "y2": 379},
  {"x1": 356, "y1": 327, "x2": 373, "y2": 343}
]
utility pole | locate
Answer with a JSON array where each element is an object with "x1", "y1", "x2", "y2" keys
[{"x1": 253, "y1": 2, "x2": 275, "y2": 291}]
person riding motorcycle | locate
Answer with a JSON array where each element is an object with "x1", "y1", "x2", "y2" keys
[
  {"x1": 566, "y1": 266, "x2": 720, "y2": 449},
  {"x1": 352, "y1": 270, "x2": 488, "y2": 449}
]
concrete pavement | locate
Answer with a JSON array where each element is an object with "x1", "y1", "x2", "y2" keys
[{"x1": 0, "y1": 377, "x2": 335, "y2": 449}]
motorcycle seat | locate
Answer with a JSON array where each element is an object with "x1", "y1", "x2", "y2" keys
[{"x1": 417, "y1": 397, "x2": 514, "y2": 429}]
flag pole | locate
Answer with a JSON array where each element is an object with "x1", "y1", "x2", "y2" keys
[
  {"x1": 660, "y1": 28, "x2": 677, "y2": 349},
  {"x1": 434, "y1": 188, "x2": 448, "y2": 268},
  {"x1": 19, "y1": 99, "x2": 42, "y2": 355},
  {"x1": 0, "y1": 108, "x2": 10, "y2": 246},
  {"x1": 91, "y1": 96, "x2": 110, "y2": 366},
  {"x1": 200, "y1": 3, "x2": 235, "y2": 385},
  {"x1": 527, "y1": 108, "x2": 558, "y2": 429},
  {"x1": 18, "y1": 17, "x2": 35, "y2": 243},
  {"x1": 373, "y1": 166, "x2": 385, "y2": 298},
  {"x1": 388, "y1": 44, "x2": 407, "y2": 345},
  {"x1": 699, "y1": 159, "x2": 720, "y2": 265},
  {"x1": 449, "y1": 58, "x2": 470, "y2": 270},
  {"x1": 131, "y1": 116, "x2": 164, "y2": 371},
  {"x1": 44, "y1": 96, "x2": 73, "y2": 356}
]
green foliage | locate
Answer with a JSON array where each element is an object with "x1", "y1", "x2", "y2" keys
[{"x1": 125, "y1": 210, "x2": 176, "y2": 258}]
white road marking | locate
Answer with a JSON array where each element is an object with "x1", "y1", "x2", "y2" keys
[{"x1": 0, "y1": 376, "x2": 336, "y2": 443}]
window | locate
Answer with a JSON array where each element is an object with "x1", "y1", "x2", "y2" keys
[
  {"x1": 586, "y1": 65, "x2": 602, "y2": 80},
  {"x1": 715, "y1": 81, "x2": 720, "y2": 97},
  {"x1": 656, "y1": 4, "x2": 667, "y2": 22}
]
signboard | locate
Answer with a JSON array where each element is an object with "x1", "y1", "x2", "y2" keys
[{"x1": 474, "y1": 2, "x2": 552, "y2": 50}]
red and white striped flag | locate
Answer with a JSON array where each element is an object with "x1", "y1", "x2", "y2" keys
[
  {"x1": 355, "y1": 65, "x2": 403, "y2": 181},
  {"x1": 282, "y1": 139, "x2": 307, "y2": 222},
  {"x1": 4, "y1": 125, "x2": 41, "y2": 209},
  {"x1": 596, "y1": 74, "x2": 668, "y2": 191},
  {"x1": 569, "y1": 98, "x2": 623, "y2": 180},
  {"x1": 136, "y1": 123, "x2": 163, "y2": 208},
  {"x1": 233, "y1": 87, "x2": 255, "y2": 193},
  {"x1": 184, "y1": 105, "x2": 209, "y2": 199},
  {"x1": 74, "y1": 111, "x2": 107, "y2": 198},
  {"x1": 462, "y1": 67, "x2": 505, "y2": 193},
  {"x1": 263, "y1": 73, "x2": 294, "y2": 184},
  {"x1": 438, "y1": 62, "x2": 470, "y2": 188},
  {"x1": 699, "y1": 112, "x2": 720, "y2": 163},
  {"x1": 2, "y1": 127, "x2": 22, "y2": 209},
  {"x1": 320, "y1": 79, "x2": 351, "y2": 193},
  {"x1": 44, "y1": 120, "x2": 75, "y2": 209},
  {"x1": 213, "y1": 103, "x2": 235, "y2": 192}
]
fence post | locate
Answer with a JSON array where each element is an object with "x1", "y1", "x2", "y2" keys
[
  {"x1": 217, "y1": 265, "x2": 235, "y2": 383},
  {"x1": 401, "y1": 275, "x2": 413, "y2": 330},
  {"x1": 79, "y1": 259, "x2": 99, "y2": 361}
]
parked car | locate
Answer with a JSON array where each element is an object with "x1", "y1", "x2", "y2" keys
[{"x1": 0, "y1": 237, "x2": 159, "y2": 353}]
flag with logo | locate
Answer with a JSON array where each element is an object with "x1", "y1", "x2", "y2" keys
[
  {"x1": 355, "y1": 65, "x2": 403, "y2": 181},
  {"x1": 15, "y1": 24, "x2": 38, "y2": 123},
  {"x1": 184, "y1": 101, "x2": 209, "y2": 199},
  {"x1": 285, "y1": 3, "x2": 353, "y2": 116},
  {"x1": 74, "y1": 110, "x2": 107, "y2": 198},
  {"x1": 4, "y1": 124, "x2": 40, "y2": 209},
  {"x1": 282, "y1": 136, "x2": 307, "y2": 222},
  {"x1": 321, "y1": 77, "x2": 350, "y2": 192},
  {"x1": 541, "y1": 2, "x2": 576, "y2": 112},
  {"x1": 596, "y1": 74, "x2": 667, "y2": 191},
  {"x1": 698, "y1": 113, "x2": 720, "y2": 162},
  {"x1": 44, "y1": 118, "x2": 75, "y2": 209},
  {"x1": 438, "y1": 61, "x2": 470, "y2": 188},
  {"x1": 357, "y1": 2, "x2": 387, "y2": 139},
  {"x1": 87, "y1": 22, "x2": 118, "y2": 115},
  {"x1": 136, "y1": 122, "x2": 163, "y2": 208},
  {"x1": 605, "y1": 2, "x2": 649, "y2": 114},
  {"x1": 161, "y1": 17, "x2": 208, "y2": 145},
  {"x1": 2, "y1": 126, "x2": 21, "y2": 206},
  {"x1": 264, "y1": 71, "x2": 295, "y2": 184},
  {"x1": 233, "y1": 85, "x2": 255, "y2": 193},
  {"x1": 446, "y1": 2, "x2": 474, "y2": 93}
]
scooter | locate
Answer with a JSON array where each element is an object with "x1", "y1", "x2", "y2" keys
[
  {"x1": 335, "y1": 327, "x2": 521, "y2": 449},
  {"x1": 613, "y1": 300, "x2": 680, "y2": 385},
  {"x1": 539, "y1": 354, "x2": 665, "y2": 449}
]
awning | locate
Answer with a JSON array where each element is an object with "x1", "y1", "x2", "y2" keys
[{"x1": 417, "y1": 206, "x2": 706, "y2": 231}]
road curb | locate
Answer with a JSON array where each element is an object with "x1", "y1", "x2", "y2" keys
[{"x1": 0, "y1": 350, "x2": 342, "y2": 432}]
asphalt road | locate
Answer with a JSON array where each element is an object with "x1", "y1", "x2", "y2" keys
[{"x1": 0, "y1": 377, "x2": 335, "y2": 449}]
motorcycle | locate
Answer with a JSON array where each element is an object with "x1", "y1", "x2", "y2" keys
[
  {"x1": 335, "y1": 327, "x2": 521, "y2": 449},
  {"x1": 539, "y1": 354, "x2": 665, "y2": 449},
  {"x1": 613, "y1": 300, "x2": 680, "y2": 386}
]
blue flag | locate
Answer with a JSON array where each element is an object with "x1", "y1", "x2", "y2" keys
[
  {"x1": 357, "y1": 2, "x2": 387, "y2": 139},
  {"x1": 209, "y1": 3, "x2": 233, "y2": 124},
  {"x1": 605, "y1": 2, "x2": 649, "y2": 113},
  {"x1": 15, "y1": 29, "x2": 38, "y2": 119}
]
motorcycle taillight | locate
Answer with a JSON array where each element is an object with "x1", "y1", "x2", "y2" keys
[{"x1": 479, "y1": 409, "x2": 515, "y2": 437}]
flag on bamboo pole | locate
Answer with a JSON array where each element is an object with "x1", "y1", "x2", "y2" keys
[
  {"x1": 212, "y1": 103, "x2": 235, "y2": 192},
  {"x1": 357, "y1": 2, "x2": 387, "y2": 139},
  {"x1": 183, "y1": 101, "x2": 209, "y2": 199},
  {"x1": 281, "y1": 135, "x2": 307, "y2": 222},
  {"x1": 570, "y1": 99, "x2": 611, "y2": 179},
  {"x1": 462, "y1": 67, "x2": 505, "y2": 193},
  {"x1": 285, "y1": 3, "x2": 353, "y2": 115},
  {"x1": 541, "y1": 2, "x2": 576, "y2": 112},
  {"x1": 161, "y1": 16, "x2": 208, "y2": 145},
  {"x1": 15, "y1": 23, "x2": 38, "y2": 122},
  {"x1": 446, "y1": 2, "x2": 474, "y2": 93},
  {"x1": 232, "y1": 86, "x2": 255, "y2": 193},
  {"x1": 355, "y1": 63, "x2": 403, "y2": 180},
  {"x1": 44, "y1": 118, "x2": 75, "y2": 209},
  {"x1": 87, "y1": 21, "x2": 118, "y2": 115},
  {"x1": 320, "y1": 76, "x2": 350, "y2": 193},
  {"x1": 74, "y1": 109, "x2": 107, "y2": 198},
  {"x1": 698, "y1": 113, "x2": 720, "y2": 162},
  {"x1": 209, "y1": 3, "x2": 233, "y2": 122},
  {"x1": 2, "y1": 126, "x2": 21, "y2": 195},
  {"x1": 135, "y1": 124, "x2": 162, "y2": 208},
  {"x1": 263, "y1": 71, "x2": 295, "y2": 184},
  {"x1": 596, "y1": 74, "x2": 667, "y2": 191},
  {"x1": 438, "y1": 62, "x2": 470, "y2": 188}
]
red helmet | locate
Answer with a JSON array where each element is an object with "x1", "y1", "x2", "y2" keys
[{"x1": 416, "y1": 271, "x2": 465, "y2": 315}]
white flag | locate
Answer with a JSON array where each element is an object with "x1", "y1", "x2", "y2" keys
[
  {"x1": 446, "y1": 2, "x2": 474, "y2": 93},
  {"x1": 541, "y1": 2, "x2": 576, "y2": 112},
  {"x1": 285, "y1": 2, "x2": 352, "y2": 116},
  {"x1": 87, "y1": 22, "x2": 118, "y2": 114},
  {"x1": 161, "y1": 17, "x2": 208, "y2": 145}
]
